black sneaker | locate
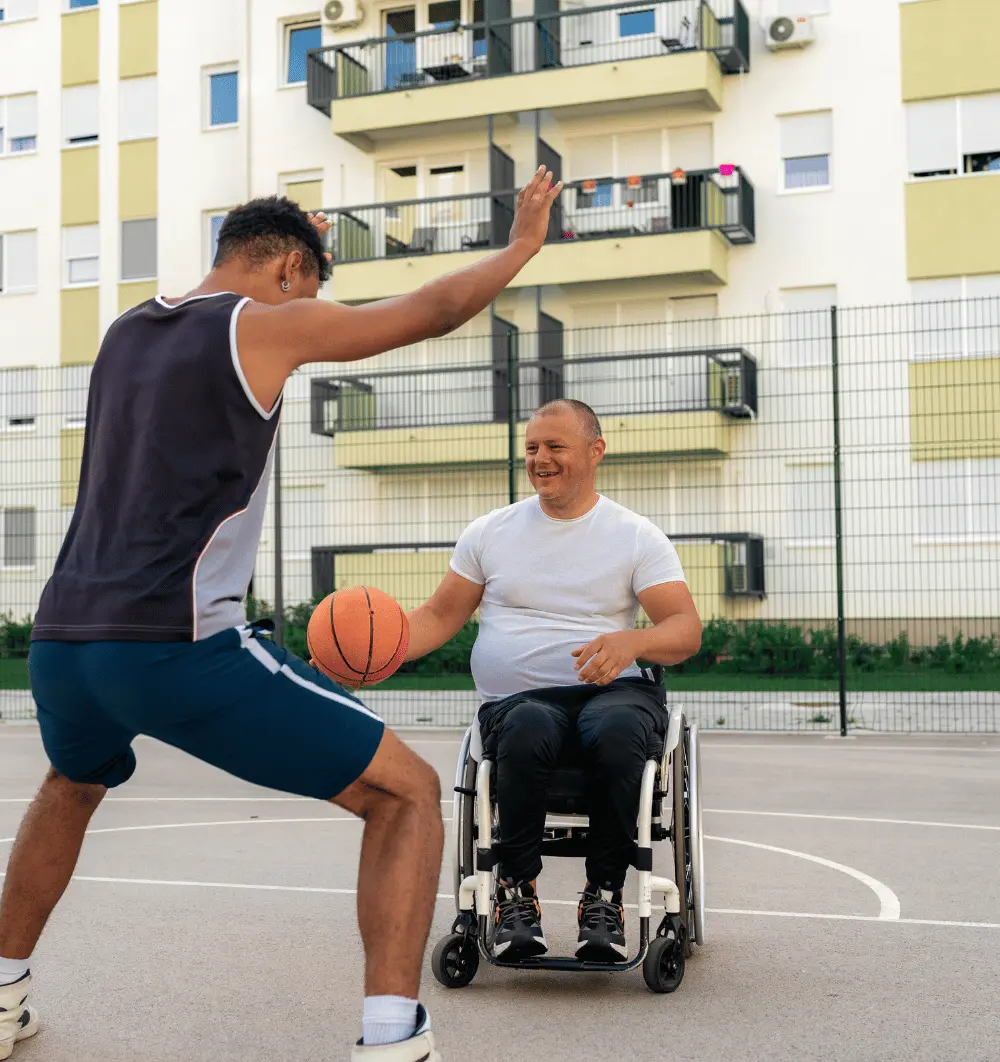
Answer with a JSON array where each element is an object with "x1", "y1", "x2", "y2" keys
[
  {"x1": 491, "y1": 880, "x2": 547, "y2": 960},
  {"x1": 576, "y1": 884, "x2": 628, "y2": 962}
]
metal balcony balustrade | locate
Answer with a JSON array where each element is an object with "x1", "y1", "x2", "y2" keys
[
  {"x1": 310, "y1": 344, "x2": 757, "y2": 436},
  {"x1": 306, "y1": 0, "x2": 749, "y2": 114},
  {"x1": 325, "y1": 166, "x2": 754, "y2": 265}
]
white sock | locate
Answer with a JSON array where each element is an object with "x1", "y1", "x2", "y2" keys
[
  {"x1": 0, "y1": 956, "x2": 30, "y2": 986},
  {"x1": 362, "y1": 995, "x2": 418, "y2": 1046}
]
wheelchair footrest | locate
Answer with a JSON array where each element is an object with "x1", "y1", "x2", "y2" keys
[{"x1": 488, "y1": 953, "x2": 644, "y2": 973}]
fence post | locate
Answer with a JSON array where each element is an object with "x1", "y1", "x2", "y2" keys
[
  {"x1": 273, "y1": 425, "x2": 285, "y2": 648},
  {"x1": 507, "y1": 326, "x2": 518, "y2": 506},
  {"x1": 830, "y1": 306, "x2": 847, "y2": 736}
]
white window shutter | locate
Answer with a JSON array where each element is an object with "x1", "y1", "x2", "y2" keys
[
  {"x1": 615, "y1": 131, "x2": 662, "y2": 176},
  {"x1": 119, "y1": 77, "x2": 158, "y2": 141},
  {"x1": 63, "y1": 84, "x2": 99, "y2": 143},
  {"x1": 4, "y1": 369, "x2": 36, "y2": 425},
  {"x1": 959, "y1": 93, "x2": 1000, "y2": 156},
  {"x1": 4, "y1": 231, "x2": 37, "y2": 291},
  {"x1": 668, "y1": 123, "x2": 713, "y2": 170},
  {"x1": 63, "y1": 364, "x2": 91, "y2": 427},
  {"x1": 6, "y1": 94, "x2": 37, "y2": 141},
  {"x1": 65, "y1": 225, "x2": 100, "y2": 260},
  {"x1": 779, "y1": 111, "x2": 832, "y2": 159},
  {"x1": 568, "y1": 137, "x2": 613, "y2": 179},
  {"x1": 910, "y1": 277, "x2": 964, "y2": 359},
  {"x1": 906, "y1": 99, "x2": 957, "y2": 174}
]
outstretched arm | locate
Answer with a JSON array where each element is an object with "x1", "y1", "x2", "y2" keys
[{"x1": 237, "y1": 168, "x2": 562, "y2": 411}]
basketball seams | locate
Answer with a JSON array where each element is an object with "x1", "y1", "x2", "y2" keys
[
  {"x1": 361, "y1": 586, "x2": 375, "y2": 685},
  {"x1": 328, "y1": 591, "x2": 367, "y2": 677}
]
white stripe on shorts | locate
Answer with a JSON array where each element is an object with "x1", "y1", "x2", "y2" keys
[{"x1": 239, "y1": 627, "x2": 382, "y2": 722}]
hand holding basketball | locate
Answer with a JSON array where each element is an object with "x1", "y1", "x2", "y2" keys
[{"x1": 307, "y1": 586, "x2": 410, "y2": 688}]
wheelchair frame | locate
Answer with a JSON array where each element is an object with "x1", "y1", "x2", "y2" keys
[{"x1": 432, "y1": 704, "x2": 705, "y2": 994}]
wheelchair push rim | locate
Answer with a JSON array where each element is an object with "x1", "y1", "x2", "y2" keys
[{"x1": 673, "y1": 719, "x2": 705, "y2": 950}]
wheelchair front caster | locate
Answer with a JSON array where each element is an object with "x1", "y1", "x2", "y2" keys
[
  {"x1": 431, "y1": 932, "x2": 480, "y2": 988},
  {"x1": 643, "y1": 932, "x2": 685, "y2": 994}
]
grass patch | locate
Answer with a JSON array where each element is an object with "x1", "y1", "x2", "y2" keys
[{"x1": 0, "y1": 658, "x2": 28, "y2": 689}]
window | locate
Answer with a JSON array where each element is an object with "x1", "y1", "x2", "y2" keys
[
  {"x1": 779, "y1": 110, "x2": 832, "y2": 191},
  {"x1": 64, "y1": 224, "x2": 99, "y2": 285},
  {"x1": 1, "y1": 508, "x2": 35, "y2": 568},
  {"x1": 619, "y1": 8, "x2": 655, "y2": 36},
  {"x1": 911, "y1": 276, "x2": 1000, "y2": 360},
  {"x1": 206, "y1": 212, "x2": 227, "y2": 269},
  {"x1": 68, "y1": 0, "x2": 97, "y2": 8},
  {"x1": 62, "y1": 363, "x2": 91, "y2": 428},
  {"x1": 914, "y1": 459, "x2": 1000, "y2": 542},
  {"x1": 0, "y1": 231, "x2": 38, "y2": 293},
  {"x1": 472, "y1": 0, "x2": 485, "y2": 57},
  {"x1": 786, "y1": 464, "x2": 835, "y2": 545},
  {"x1": 285, "y1": 21, "x2": 321, "y2": 85},
  {"x1": 63, "y1": 83, "x2": 99, "y2": 146},
  {"x1": 428, "y1": 1, "x2": 460, "y2": 25},
  {"x1": 0, "y1": 94, "x2": 37, "y2": 155},
  {"x1": 0, "y1": 1, "x2": 40, "y2": 23},
  {"x1": 780, "y1": 285, "x2": 837, "y2": 368},
  {"x1": 906, "y1": 94, "x2": 1000, "y2": 179},
  {"x1": 121, "y1": 218, "x2": 157, "y2": 280},
  {"x1": 119, "y1": 76, "x2": 157, "y2": 141},
  {"x1": 0, "y1": 368, "x2": 36, "y2": 429},
  {"x1": 206, "y1": 68, "x2": 238, "y2": 127}
]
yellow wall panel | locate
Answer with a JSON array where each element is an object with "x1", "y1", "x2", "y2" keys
[
  {"x1": 336, "y1": 551, "x2": 452, "y2": 612},
  {"x1": 332, "y1": 51, "x2": 722, "y2": 141},
  {"x1": 120, "y1": 0, "x2": 158, "y2": 78},
  {"x1": 333, "y1": 410, "x2": 733, "y2": 470},
  {"x1": 119, "y1": 139, "x2": 158, "y2": 219},
  {"x1": 334, "y1": 230, "x2": 727, "y2": 303},
  {"x1": 909, "y1": 356, "x2": 1000, "y2": 461},
  {"x1": 901, "y1": 0, "x2": 1000, "y2": 101},
  {"x1": 61, "y1": 147, "x2": 100, "y2": 226},
  {"x1": 118, "y1": 280, "x2": 158, "y2": 315},
  {"x1": 60, "y1": 288, "x2": 100, "y2": 365},
  {"x1": 60, "y1": 429, "x2": 86, "y2": 509},
  {"x1": 906, "y1": 177, "x2": 1000, "y2": 279},
  {"x1": 674, "y1": 542, "x2": 725, "y2": 622},
  {"x1": 285, "y1": 180, "x2": 323, "y2": 212},
  {"x1": 61, "y1": 10, "x2": 99, "y2": 86}
]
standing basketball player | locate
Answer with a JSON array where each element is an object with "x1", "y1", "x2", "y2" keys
[{"x1": 0, "y1": 168, "x2": 562, "y2": 1061}]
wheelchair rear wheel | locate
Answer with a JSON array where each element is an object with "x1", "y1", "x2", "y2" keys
[{"x1": 672, "y1": 720, "x2": 705, "y2": 955}]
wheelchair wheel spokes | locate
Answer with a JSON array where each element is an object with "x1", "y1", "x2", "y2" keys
[{"x1": 688, "y1": 723, "x2": 705, "y2": 947}]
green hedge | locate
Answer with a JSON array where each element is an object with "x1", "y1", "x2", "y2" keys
[{"x1": 5, "y1": 606, "x2": 999, "y2": 678}]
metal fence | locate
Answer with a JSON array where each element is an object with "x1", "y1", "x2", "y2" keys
[
  {"x1": 1, "y1": 297, "x2": 998, "y2": 732},
  {"x1": 307, "y1": 0, "x2": 749, "y2": 114}
]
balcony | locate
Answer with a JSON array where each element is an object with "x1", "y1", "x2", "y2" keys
[
  {"x1": 310, "y1": 342, "x2": 757, "y2": 470},
  {"x1": 307, "y1": 0, "x2": 750, "y2": 146},
  {"x1": 325, "y1": 166, "x2": 754, "y2": 301}
]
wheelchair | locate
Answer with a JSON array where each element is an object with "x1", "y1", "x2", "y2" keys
[{"x1": 431, "y1": 682, "x2": 705, "y2": 995}]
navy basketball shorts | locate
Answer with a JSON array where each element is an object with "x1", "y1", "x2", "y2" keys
[{"x1": 28, "y1": 626, "x2": 385, "y2": 800}]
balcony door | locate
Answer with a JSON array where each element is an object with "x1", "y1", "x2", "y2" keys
[{"x1": 384, "y1": 8, "x2": 417, "y2": 90}]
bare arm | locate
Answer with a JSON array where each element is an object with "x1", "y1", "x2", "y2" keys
[
  {"x1": 572, "y1": 581, "x2": 702, "y2": 685},
  {"x1": 405, "y1": 570, "x2": 485, "y2": 662},
  {"x1": 237, "y1": 168, "x2": 562, "y2": 410}
]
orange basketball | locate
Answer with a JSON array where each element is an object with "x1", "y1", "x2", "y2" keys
[{"x1": 307, "y1": 586, "x2": 410, "y2": 688}]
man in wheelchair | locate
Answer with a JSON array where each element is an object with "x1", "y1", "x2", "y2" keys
[{"x1": 406, "y1": 398, "x2": 702, "y2": 963}]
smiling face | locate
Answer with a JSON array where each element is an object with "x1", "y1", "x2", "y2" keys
[{"x1": 525, "y1": 405, "x2": 606, "y2": 516}]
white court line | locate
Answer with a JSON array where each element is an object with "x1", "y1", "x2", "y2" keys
[
  {"x1": 403, "y1": 739, "x2": 1000, "y2": 752},
  {"x1": 705, "y1": 835, "x2": 901, "y2": 921},
  {"x1": 0, "y1": 873, "x2": 993, "y2": 932},
  {"x1": 1, "y1": 818, "x2": 901, "y2": 923},
  {"x1": 706, "y1": 809, "x2": 1000, "y2": 832}
]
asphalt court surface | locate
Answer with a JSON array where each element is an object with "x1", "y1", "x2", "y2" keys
[{"x1": 2, "y1": 727, "x2": 1000, "y2": 1061}]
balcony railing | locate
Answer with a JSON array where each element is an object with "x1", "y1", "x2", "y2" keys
[
  {"x1": 326, "y1": 166, "x2": 754, "y2": 265},
  {"x1": 307, "y1": 0, "x2": 749, "y2": 113},
  {"x1": 310, "y1": 345, "x2": 757, "y2": 436}
]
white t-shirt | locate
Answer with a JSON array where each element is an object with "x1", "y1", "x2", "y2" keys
[{"x1": 450, "y1": 495, "x2": 686, "y2": 702}]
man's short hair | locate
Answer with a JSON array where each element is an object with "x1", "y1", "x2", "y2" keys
[
  {"x1": 531, "y1": 399, "x2": 603, "y2": 442},
  {"x1": 214, "y1": 196, "x2": 331, "y2": 283}
]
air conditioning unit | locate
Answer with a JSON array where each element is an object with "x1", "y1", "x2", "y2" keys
[
  {"x1": 764, "y1": 15, "x2": 814, "y2": 50},
  {"x1": 323, "y1": 0, "x2": 364, "y2": 30}
]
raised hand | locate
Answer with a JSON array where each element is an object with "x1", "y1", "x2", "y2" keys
[
  {"x1": 508, "y1": 165, "x2": 564, "y2": 257},
  {"x1": 307, "y1": 211, "x2": 334, "y2": 263}
]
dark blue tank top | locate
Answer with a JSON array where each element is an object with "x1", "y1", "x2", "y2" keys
[{"x1": 32, "y1": 292, "x2": 281, "y2": 642}]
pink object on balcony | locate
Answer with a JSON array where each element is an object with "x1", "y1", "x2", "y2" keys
[{"x1": 719, "y1": 163, "x2": 735, "y2": 176}]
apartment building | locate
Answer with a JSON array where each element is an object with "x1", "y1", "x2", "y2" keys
[{"x1": 0, "y1": 0, "x2": 997, "y2": 639}]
